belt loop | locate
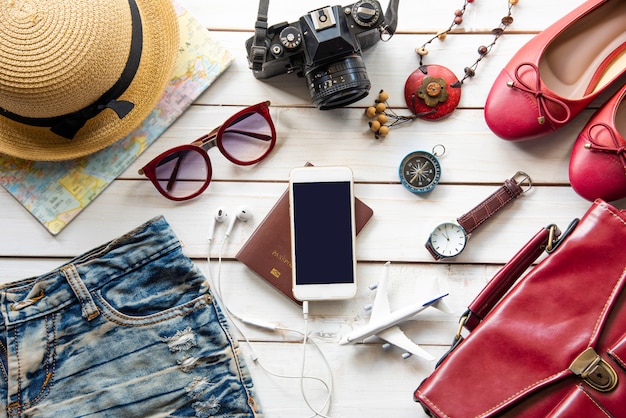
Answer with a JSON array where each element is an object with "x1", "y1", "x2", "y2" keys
[{"x1": 61, "y1": 265, "x2": 100, "y2": 321}]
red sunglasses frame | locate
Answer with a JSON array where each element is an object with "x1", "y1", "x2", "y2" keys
[{"x1": 139, "y1": 101, "x2": 276, "y2": 201}]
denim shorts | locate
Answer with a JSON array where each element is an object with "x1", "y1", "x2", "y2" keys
[{"x1": 0, "y1": 216, "x2": 261, "y2": 418}]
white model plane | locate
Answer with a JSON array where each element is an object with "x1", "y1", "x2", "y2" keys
[{"x1": 339, "y1": 261, "x2": 452, "y2": 360}]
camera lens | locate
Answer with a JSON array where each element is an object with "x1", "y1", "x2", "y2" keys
[{"x1": 306, "y1": 55, "x2": 371, "y2": 110}]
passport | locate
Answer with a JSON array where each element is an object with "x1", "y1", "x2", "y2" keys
[{"x1": 236, "y1": 167, "x2": 373, "y2": 305}]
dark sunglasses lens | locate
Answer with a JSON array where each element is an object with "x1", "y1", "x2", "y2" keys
[
  {"x1": 221, "y1": 110, "x2": 273, "y2": 162},
  {"x1": 154, "y1": 149, "x2": 208, "y2": 199}
]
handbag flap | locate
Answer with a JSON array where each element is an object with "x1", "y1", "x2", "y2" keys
[
  {"x1": 415, "y1": 200, "x2": 626, "y2": 417},
  {"x1": 546, "y1": 385, "x2": 612, "y2": 418}
]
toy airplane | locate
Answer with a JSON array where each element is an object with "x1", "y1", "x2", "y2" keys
[{"x1": 339, "y1": 261, "x2": 451, "y2": 361}]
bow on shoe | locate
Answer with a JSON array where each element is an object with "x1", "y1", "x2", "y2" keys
[
  {"x1": 506, "y1": 63, "x2": 571, "y2": 126},
  {"x1": 584, "y1": 123, "x2": 626, "y2": 171}
]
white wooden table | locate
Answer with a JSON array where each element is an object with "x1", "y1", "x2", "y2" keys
[{"x1": 2, "y1": 1, "x2": 622, "y2": 416}]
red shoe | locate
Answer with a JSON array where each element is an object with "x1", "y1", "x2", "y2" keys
[
  {"x1": 569, "y1": 83, "x2": 626, "y2": 202},
  {"x1": 484, "y1": 0, "x2": 626, "y2": 141}
]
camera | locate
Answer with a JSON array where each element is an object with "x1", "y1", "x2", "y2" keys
[{"x1": 246, "y1": 1, "x2": 398, "y2": 110}]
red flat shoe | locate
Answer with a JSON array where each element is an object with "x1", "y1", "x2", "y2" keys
[
  {"x1": 569, "y1": 83, "x2": 626, "y2": 202},
  {"x1": 484, "y1": 0, "x2": 626, "y2": 141}
]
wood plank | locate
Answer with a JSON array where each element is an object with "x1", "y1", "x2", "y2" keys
[
  {"x1": 126, "y1": 105, "x2": 592, "y2": 185},
  {"x1": 191, "y1": 30, "x2": 621, "y2": 109},
  {"x1": 0, "y1": 181, "x2": 597, "y2": 261},
  {"x1": 182, "y1": 0, "x2": 588, "y2": 33}
]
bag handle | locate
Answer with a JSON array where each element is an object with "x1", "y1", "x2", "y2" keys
[
  {"x1": 463, "y1": 220, "x2": 578, "y2": 331},
  {"x1": 435, "y1": 220, "x2": 577, "y2": 368},
  {"x1": 462, "y1": 218, "x2": 579, "y2": 332},
  {"x1": 463, "y1": 225, "x2": 556, "y2": 331}
]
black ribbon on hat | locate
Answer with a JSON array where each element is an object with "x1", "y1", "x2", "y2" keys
[{"x1": 0, "y1": 0, "x2": 143, "y2": 140}]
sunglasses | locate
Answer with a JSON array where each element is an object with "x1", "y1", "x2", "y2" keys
[{"x1": 139, "y1": 101, "x2": 276, "y2": 201}]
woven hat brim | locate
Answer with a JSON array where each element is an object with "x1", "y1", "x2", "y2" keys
[{"x1": 0, "y1": 0, "x2": 179, "y2": 161}]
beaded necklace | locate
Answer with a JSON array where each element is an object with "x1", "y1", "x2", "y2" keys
[{"x1": 404, "y1": 0, "x2": 517, "y2": 120}]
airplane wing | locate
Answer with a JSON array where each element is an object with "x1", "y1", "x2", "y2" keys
[
  {"x1": 339, "y1": 261, "x2": 449, "y2": 360},
  {"x1": 368, "y1": 261, "x2": 392, "y2": 322},
  {"x1": 377, "y1": 325, "x2": 435, "y2": 361},
  {"x1": 369, "y1": 261, "x2": 450, "y2": 320}
]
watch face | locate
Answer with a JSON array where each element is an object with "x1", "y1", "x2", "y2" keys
[
  {"x1": 429, "y1": 222, "x2": 467, "y2": 258},
  {"x1": 399, "y1": 150, "x2": 441, "y2": 193}
]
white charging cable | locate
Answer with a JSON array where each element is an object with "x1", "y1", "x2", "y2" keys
[
  {"x1": 300, "y1": 300, "x2": 334, "y2": 418},
  {"x1": 206, "y1": 234, "x2": 335, "y2": 418}
]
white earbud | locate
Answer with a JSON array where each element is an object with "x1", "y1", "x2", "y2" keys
[
  {"x1": 207, "y1": 207, "x2": 228, "y2": 242},
  {"x1": 225, "y1": 207, "x2": 252, "y2": 237}
]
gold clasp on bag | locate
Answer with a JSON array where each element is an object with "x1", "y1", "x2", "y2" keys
[
  {"x1": 455, "y1": 314, "x2": 469, "y2": 342},
  {"x1": 546, "y1": 224, "x2": 558, "y2": 252},
  {"x1": 569, "y1": 347, "x2": 618, "y2": 392}
]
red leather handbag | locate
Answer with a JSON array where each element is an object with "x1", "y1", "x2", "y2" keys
[{"x1": 415, "y1": 199, "x2": 626, "y2": 417}]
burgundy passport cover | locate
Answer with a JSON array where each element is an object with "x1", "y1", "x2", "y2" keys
[{"x1": 236, "y1": 184, "x2": 373, "y2": 305}]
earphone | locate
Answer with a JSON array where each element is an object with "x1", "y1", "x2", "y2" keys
[
  {"x1": 205, "y1": 205, "x2": 335, "y2": 417},
  {"x1": 224, "y1": 206, "x2": 252, "y2": 237},
  {"x1": 207, "y1": 206, "x2": 252, "y2": 242},
  {"x1": 207, "y1": 207, "x2": 228, "y2": 242},
  {"x1": 207, "y1": 207, "x2": 275, "y2": 330}
]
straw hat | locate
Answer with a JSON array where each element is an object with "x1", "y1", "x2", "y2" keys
[{"x1": 0, "y1": 0, "x2": 179, "y2": 161}]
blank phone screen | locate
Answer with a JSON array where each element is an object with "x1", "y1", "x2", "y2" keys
[{"x1": 292, "y1": 181, "x2": 354, "y2": 285}]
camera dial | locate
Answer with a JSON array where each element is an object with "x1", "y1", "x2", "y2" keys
[
  {"x1": 279, "y1": 26, "x2": 302, "y2": 50},
  {"x1": 350, "y1": 1, "x2": 381, "y2": 28}
]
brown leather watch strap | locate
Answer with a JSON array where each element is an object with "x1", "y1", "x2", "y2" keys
[{"x1": 457, "y1": 172, "x2": 530, "y2": 235}]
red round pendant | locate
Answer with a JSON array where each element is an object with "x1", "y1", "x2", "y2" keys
[{"x1": 404, "y1": 64, "x2": 461, "y2": 121}]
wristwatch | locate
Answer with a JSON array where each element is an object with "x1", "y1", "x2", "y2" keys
[{"x1": 425, "y1": 172, "x2": 532, "y2": 260}]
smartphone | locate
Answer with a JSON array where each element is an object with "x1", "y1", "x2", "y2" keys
[{"x1": 289, "y1": 166, "x2": 358, "y2": 301}]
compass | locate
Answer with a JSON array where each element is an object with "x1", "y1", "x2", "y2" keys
[{"x1": 399, "y1": 145, "x2": 445, "y2": 194}]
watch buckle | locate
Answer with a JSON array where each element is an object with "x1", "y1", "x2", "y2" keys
[{"x1": 513, "y1": 171, "x2": 532, "y2": 193}]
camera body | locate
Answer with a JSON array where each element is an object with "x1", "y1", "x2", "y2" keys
[{"x1": 246, "y1": 1, "x2": 388, "y2": 110}]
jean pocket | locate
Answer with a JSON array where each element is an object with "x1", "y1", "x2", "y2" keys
[
  {"x1": 93, "y1": 249, "x2": 212, "y2": 326},
  {"x1": 93, "y1": 289, "x2": 213, "y2": 327}
]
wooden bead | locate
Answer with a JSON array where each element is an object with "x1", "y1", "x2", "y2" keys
[
  {"x1": 378, "y1": 126, "x2": 390, "y2": 137},
  {"x1": 375, "y1": 102, "x2": 387, "y2": 113},
  {"x1": 366, "y1": 106, "x2": 377, "y2": 118},
  {"x1": 437, "y1": 32, "x2": 447, "y2": 41},
  {"x1": 502, "y1": 16, "x2": 514, "y2": 26},
  {"x1": 370, "y1": 120, "x2": 381, "y2": 132},
  {"x1": 415, "y1": 47, "x2": 429, "y2": 56},
  {"x1": 378, "y1": 91, "x2": 390, "y2": 102},
  {"x1": 377, "y1": 114, "x2": 388, "y2": 124}
]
